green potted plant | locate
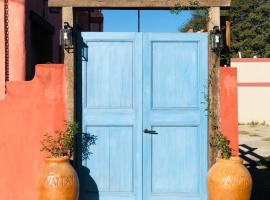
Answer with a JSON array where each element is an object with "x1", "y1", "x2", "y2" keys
[
  {"x1": 37, "y1": 121, "x2": 79, "y2": 200},
  {"x1": 207, "y1": 131, "x2": 252, "y2": 200}
]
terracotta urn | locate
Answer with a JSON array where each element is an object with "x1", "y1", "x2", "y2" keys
[
  {"x1": 37, "y1": 156, "x2": 79, "y2": 200},
  {"x1": 207, "y1": 157, "x2": 252, "y2": 200}
]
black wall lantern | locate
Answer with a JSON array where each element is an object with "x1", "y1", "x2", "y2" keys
[
  {"x1": 210, "y1": 26, "x2": 224, "y2": 52},
  {"x1": 60, "y1": 22, "x2": 73, "y2": 50}
]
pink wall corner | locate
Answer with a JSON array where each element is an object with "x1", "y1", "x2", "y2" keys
[
  {"x1": 219, "y1": 67, "x2": 239, "y2": 156},
  {"x1": 0, "y1": 64, "x2": 66, "y2": 200},
  {"x1": 9, "y1": 0, "x2": 26, "y2": 81},
  {"x1": 0, "y1": 0, "x2": 63, "y2": 100},
  {"x1": 0, "y1": 1, "x2": 5, "y2": 99},
  {"x1": 0, "y1": 0, "x2": 26, "y2": 99}
]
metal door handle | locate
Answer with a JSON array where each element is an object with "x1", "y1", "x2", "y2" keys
[{"x1": 144, "y1": 129, "x2": 158, "y2": 134}]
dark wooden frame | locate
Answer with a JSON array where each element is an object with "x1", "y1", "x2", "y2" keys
[
  {"x1": 49, "y1": 0, "x2": 230, "y2": 7},
  {"x1": 52, "y1": 1, "x2": 229, "y2": 167}
]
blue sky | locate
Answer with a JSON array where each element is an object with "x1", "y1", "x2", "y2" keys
[{"x1": 102, "y1": 10, "x2": 193, "y2": 32}]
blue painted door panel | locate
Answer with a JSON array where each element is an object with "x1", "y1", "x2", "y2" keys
[
  {"x1": 80, "y1": 32, "x2": 143, "y2": 200},
  {"x1": 142, "y1": 33, "x2": 208, "y2": 200},
  {"x1": 79, "y1": 32, "x2": 208, "y2": 200}
]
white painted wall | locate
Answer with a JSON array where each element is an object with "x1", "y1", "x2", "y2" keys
[
  {"x1": 232, "y1": 59, "x2": 270, "y2": 124},
  {"x1": 238, "y1": 87, "x2": 270, "y2": 124}
]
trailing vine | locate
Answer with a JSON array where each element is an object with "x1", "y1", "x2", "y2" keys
[
  {"x1": 208, "y1": 57, "x2": 232, "y2": 160},
  {"x1": 171, "y1": 2, "x2": 232, "y2": 159},
  {"x1": 204, "y1": 68, "x2": 231, "y2": 160}
]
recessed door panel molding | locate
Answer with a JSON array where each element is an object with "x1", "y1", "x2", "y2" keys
[
  {"x1": 80, "y1": 32, "x2": 143, "y2": 200},
  {"x1": 85, "y1": 41, "x2": 133, "y2": 109},
  {"x1": 85, "y1": 126, "x2": 134, "y2": 193},
  {"x1": 143, "y1": 33, "x2": 208, "y2": 200},
  {"x1": 151, "y1": 41, "x2": 199, "y2": 109},
  {"x1": 79, "y1": 32, "x2": 208, "y2": 200},
  {"x1": 151, "y1": 126, "x2": 200, "y2": 194}
]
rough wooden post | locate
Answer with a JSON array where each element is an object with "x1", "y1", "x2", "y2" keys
[
  {"x1": 62, "y1": 7, "x2": 74, "y2": 122},
  {"x1": 208, "y1": 7, "x2": 221, "y2": 167}
]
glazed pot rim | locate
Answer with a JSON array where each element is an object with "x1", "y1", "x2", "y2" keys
[
  {"x1": 45, "y1": 156, "x2": 70, "y2": 162},
  {"x1": 217, "y1": 156, "x2": 243, "y2": 164}
]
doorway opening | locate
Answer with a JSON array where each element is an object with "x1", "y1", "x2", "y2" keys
[{"x1": 74, "y1": 9, "x2": 209, "y2": 33}]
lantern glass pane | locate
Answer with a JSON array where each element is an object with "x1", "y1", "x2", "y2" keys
[
  {"x1": 65, "y1": 30, "x2": 73, "y2": 46},
  {"x1": 59, "y1": 29, "x2": 64, "y2": 46}
]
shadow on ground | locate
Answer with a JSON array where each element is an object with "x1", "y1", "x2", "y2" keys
[{"x1": 240, "y1": 144, "x2": 270, "y2": 200}]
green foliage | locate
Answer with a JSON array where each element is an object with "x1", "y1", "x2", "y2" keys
[
  {"x1": 230, "y1": 0, "x2": 270, "y2": 57},
  {"x1": 262, "y1": 137, "x2": 270, "y2": 141},
  {"x1": 180, "y1": 10, "x2": 208, "y2": 32},
  {"x1": 261, "y1": 121, "x2": 267, "y2": 126},
  {"x1": 171, "y1": 0, "x2": 208, "y2": 33},
  {"x1": 81, "y1": 133, "x2": 97, "y2": 161},
  {"x1": 207, "y1": 67, "x2": 232, "y2": 160},
  {"x1": 239, "y1": 121, "x2": 269, "y2": 127},
  {"x1": 239, "y1": 130, "x2": 250, "y2": 135},
  {"x1": 41, "y1": 121, "x2": 79, "y2": 158},
  {"x1": 41, "y1": 121, "x2": 98, "y2": 160},
  {"x1": 173, "y1": 0, "x2": 270, "y2": 57},
  {"x1": 210, "y1": 131, "x2": 232, "y2": 159},
  {"x1": 171, "y1": 0, "x2": 200, "y2": 13},
  {"x1": 247, "y1": 120, "x2": 260, "y2": 127},
  {"x1": 208, "y1": 107, "x2": 232, "y2": 160},
  {"x1": 249, "y1": 133, "x2": 261, "y2": 137}
]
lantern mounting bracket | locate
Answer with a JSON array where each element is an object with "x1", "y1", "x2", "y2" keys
[
  {"x1": 60, "y1": 22, "x2": 74, "y2": 53},
  {"x1": 210, "y1": 26, "x2": 224, "y2": 53}
]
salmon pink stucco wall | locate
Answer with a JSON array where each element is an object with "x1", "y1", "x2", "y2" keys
[
  {"x1": 0, "y1": 64, "x2": 66, "y2": 200},
  {"x1": 0, "y1": 0, "x2": 62, "y2": 100},
  {"x1": 219, "y1": 67, "x2": 239, "y2": 156},
  {"x1": 0, "y1": 0, "x2": 26, "y2": 99}
]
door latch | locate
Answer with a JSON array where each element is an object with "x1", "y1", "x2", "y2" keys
[{"x1": 144, "y1": 129, "x2": 158, "y2": 134}]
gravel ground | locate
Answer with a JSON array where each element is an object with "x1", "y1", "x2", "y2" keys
[
  {"x1": 239, "y1": 125, "x2": 270, "y2": 157},
  {"x1": 239, "y1": 125, "x2": 270, "y2": 200}
]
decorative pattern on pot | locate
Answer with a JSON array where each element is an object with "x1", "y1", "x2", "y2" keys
[
  {"x1": 207, "y1": 157, "x2": 252, "y2": 200},
  {"x1": 37, "y1": 156, "x2": 79, "y2": 200}
]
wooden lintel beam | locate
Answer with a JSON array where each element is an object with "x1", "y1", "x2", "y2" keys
[{"x1": 49, "y1": 0, "x2": 231, "y2": 8}]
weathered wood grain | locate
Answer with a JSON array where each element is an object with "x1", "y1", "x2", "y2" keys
[
  {"x1": 49, "y1": 0, "x2": 231, "y2": 8},
  {"x1": 208, "y1": 7, "x2": 221, "y2": 168},
  {"x1": 63, "y1": 7, "x2": 75, "y2": 122}
]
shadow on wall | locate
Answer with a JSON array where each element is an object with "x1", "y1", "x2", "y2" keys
[
  {"x1": 75, "y1": 132, "x2": 99, "y2": 200},
  {"x1": 239, "y1": 144, "x2": 270, "y2": 200},
  {"x1": 75, "y1": 32, "x2": 99, "y2": 200}
]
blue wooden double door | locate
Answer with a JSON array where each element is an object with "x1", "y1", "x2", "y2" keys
[{"x1": 79, "y1": 33, "x2": 208, "y2": 200}]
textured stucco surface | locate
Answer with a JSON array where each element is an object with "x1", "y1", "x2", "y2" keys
[
  {"x1": 219, "y1": 67, "x2": 239, "y2": 156},
  {"x1": 0, "y1": 0, "x2": 26, "y2": 99},
  {"x1": 0, "y1": 64, "x2": 66, "y2": 200}
]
